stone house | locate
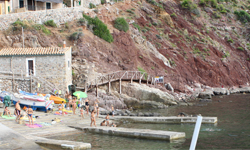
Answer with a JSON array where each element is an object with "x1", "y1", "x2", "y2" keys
[
  {"x1": 0, "y1": 47, "x2": 72, "y2": 93},
  {"x1": 0, "y1": 0, "x2": 63, "y2": 14}
]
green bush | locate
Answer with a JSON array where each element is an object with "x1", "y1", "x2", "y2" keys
[
  {"x1": 213, "y1": 12, "x2": 221, "y2": 19},
  {"x1": 44, "y1": 20, "x2": 57, "y2": 27},
  {"x1": 132, "y1": 23, "x2": 141, "y2": 32},
  {"x1": 83, "y1": 14, "x2": 113, "y2": 43},
  {"x1": 227, "y1": 39, "x2": 234, "y2": 43},
  {"x1": 78, "y1": 18, "x2": 87, "y2": 26},
  {"x1": 156, "y1": 34, "x2": 162, "y2": 39},
  {"x1": 210, "y1": 0, "x2": 218, "y2": 8},
  {"x1": 69, "y1": 32, "x2": 84, "y2": 41},
  {"x1": 152, "y1": 22, "x2": 158, "y2": 26},
  {"x1": 181, "y1": 0, "x2": 200, "y2": 16},
  {"x1": 33, "y1": 24, "x2": 51, "y2": 35},
  {"x1": 126, "y1": 9, "x2": 135, "y2": 14},
  {"x1": 234, "y1": 10, "x2": 250, "y2": 23},
  {"x1": 237, "y1": 47, "x2": 244, "y2": 51},
  {"x1": 65, "y1": 22, "x2": 69, "y2": 29},
  {"x1": 199, "y1": 0, "x2": 205, "y2": 5},
  {"x1": 89, "y1": 3, "x2": 96, "y2": 9},
  {"x1": 12, "y1": 19, "x2": 28, "y2": 29},
  {"x1": 223, "y1": 51, "x2": 230, "y2": 58},
  {"x1": 170, "y1": 13, "x2": 177, "y2": 17},
  {"x1": 146, "y1": 0, "x2": 163, "y2": 9},
  {"x1": 137, "y1": 67, "x2": 148, "y2": 79},
  {"x1": 101, "y1": 0, "x2": 105, "y2": 4},
  {"x1": 217, "y1": 4, "x2": 227, "y2": 13},
  {"x1": 114, "y1": 17, "x2": 129, "y2": 32}
]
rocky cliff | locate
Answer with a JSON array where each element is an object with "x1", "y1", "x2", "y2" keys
[{"x1": 1, "y1": 0, "x2": 250, "y2": 109}]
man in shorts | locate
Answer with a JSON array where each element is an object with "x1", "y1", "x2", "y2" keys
[{"x1": 15, "y1": 100, "x2": 21, "y2": 123}]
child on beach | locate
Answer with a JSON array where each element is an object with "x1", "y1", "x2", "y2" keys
[
  {"x1": 105, "y1": 114, "x2": 110, "y2": 126},
  {"x1": 26, "y1": 105, "x2": 33, "y2": 125},
  {"x1": 80, "y1": 107, "x2": 84, "y2": 119},
  {"x1": 90, "y1": 110, "x2": 96, "y2": 127},
  {"x1": 4, "y1": 106, "x2": 11, "y2": 117},
  {"x1": 111, "y1": 105, "x2": 114, "y2": 117}
]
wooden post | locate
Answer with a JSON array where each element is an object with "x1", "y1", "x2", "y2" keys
[
  {"x1": 119, "y1": 79, "x2": 121, "y2": 94},
  {"x1": 108, "y1": 81, "x2": 111, "y2": 93}
]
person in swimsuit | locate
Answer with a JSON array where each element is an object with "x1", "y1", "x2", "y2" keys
[
  {"x1": 15, "y1": 100, "x2": 21, "y2": 123},
  {"x1": 62, "y1": 101, "x2": 65, "y2": 116},
  {"x1": 26, "y1": 105, "x2": 33, "y2": 125},
  {"x1": 95, "y1": 99, "x2": 100, "y2": 118},
  {"x1": 68, "y1": 94, "x2": 72, "y2": 110},
  {"x1": 111, "y1": 105, "x2": 114, "y2": 117},
  {"x1": 110, "y1": 122, "x2": 116, "y2": 127},
  {"x1": 72, "y1": 98, "x2": 77, "y2": 115},
  {"x1": 105, "y1": 114, "x2": 110, "y2": 126},
  {"x1": 100, "y1": 120, "x2": 106, "y2": 126},
  {"x1": 80, "y1": 107, "x2": 84, "y2": 119},
  {"x1": 85, "y1": 99, "x2": 89, "y2": 115},
  {"x1": 90, "y1": 110, "x2": 96, "y2": 127},
  {"x1": 4, "y1": 106, "x2": 11, "y2": 117}
]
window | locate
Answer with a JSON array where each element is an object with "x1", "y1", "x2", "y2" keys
[
  {"x1": 19, "y1": 0, "x2": 24, "y2": 8},
  {"x1": 46, "y1": 3, "x2": 51, "y2": 9}
]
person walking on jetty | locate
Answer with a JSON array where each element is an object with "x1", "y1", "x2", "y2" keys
[
  {"x1": 105, "y1": 114, "x2": 110, "y2": 126},
  {"x1": 90, "y1": 110, "x2": 96, "y2": 127},
  {"x1": 85, "y1": 99, "x2": 90, "y2": 115},
  {"x1": 80, "y1": 107, "x2": 84, "y2": 119},
  {"x1": 111, "y1": 105, "x2": 114, "y2": 117},
  {"x1": 4, "y1": 106, "x2": 11, "y2": 117},
  {"x1": 15, "y1": 100, "x2": 21, "y2": 123},
  {"x1": 72, "y1": 98, "x2": 77, "y2": 115},
  {"x1": 26, "y1": 105, "x2": 34, "y2": 125}
]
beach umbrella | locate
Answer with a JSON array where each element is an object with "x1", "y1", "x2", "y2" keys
[{"x1": 73, "y1": 91, "x2": 87, "y2": 98}]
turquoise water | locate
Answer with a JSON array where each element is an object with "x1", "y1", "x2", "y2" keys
[{"x1": 50, "y1": 94, "x2": 250, "y2": 149}]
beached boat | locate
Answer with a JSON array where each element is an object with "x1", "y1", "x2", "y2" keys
[
  {"x1": 40, "y1": 94, "x2": 66, "y2": 104},
  {"x1": 13, "y1": 93, "x2": 53, "y2": 112}
]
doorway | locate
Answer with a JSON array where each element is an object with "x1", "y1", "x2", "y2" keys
[
  {"x1": 27, "y1": 0, "x2": 35, "y2": 10},
  {"x1": 26, "y1": 58, "x2": 35, "y2": 76}
]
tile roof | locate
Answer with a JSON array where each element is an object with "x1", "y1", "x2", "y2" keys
[{"x1": 0, "y1": 47, "x2": 71, "y2": 56}]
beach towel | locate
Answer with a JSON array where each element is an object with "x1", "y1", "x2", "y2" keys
[
  {"x1": 40, "y1": 122, "x2": 52, "y2": 126},
  {"x1": 62, "y1": 109, "x2": 73, "y2": 113},
  {"x1": 25, "y1": 124, "x2": 41, "y2": 128},
  {"x1": 2, "y1": 115, "x2": 16, "y2": 119},
  {"x1": 34, "y1": 123, "x2": 42, "y2": 127}
]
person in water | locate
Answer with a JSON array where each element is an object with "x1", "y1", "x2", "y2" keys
[
  {"x1": 90, "y1": 110, "x2": 96, "y2": 127},
  {"x1": 85, "y1": 99, "x2": 89, "y2": 115},
  {"x1": 26, "y1": 105, "x2": 34, "y2": 125},
  {"x1": 80, "y1": 107, "x2": 84, "y2": 119},
  {"x1": 105, "y1": 114, "x2": 110, "y2": 126},
  {"x1": 15, "y1": 100, "x2": 21, "y2": 123},
  {"x1": 4, "y1": 106, "x2": 11, "y2": 117}
]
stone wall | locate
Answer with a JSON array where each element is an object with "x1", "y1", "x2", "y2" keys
[
  {"x1": 0, "y1": 78, "x2": 31, "y2": 92},
  {"x1": 0, "y1": 53, "x2": 71, "y2": 93},
  {"x1": 0, "y1": 7, "x2": 93, "y2": 30}
]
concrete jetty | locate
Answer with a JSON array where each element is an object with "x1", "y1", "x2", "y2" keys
[
  {"x1": 99, "y1": 116, "x2": 217, "y2": 124},
  {"x1": 71, "y1": 126, "x2": 186, "y2": 141}
]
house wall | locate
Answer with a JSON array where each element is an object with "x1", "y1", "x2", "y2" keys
[
  {"x1": 52, "y1": 2, "x2": 62, "y2": 9},
  {"x1": 64, "y1": 47, "x2": 72, "y2": 92},
  {"x1": 36, "y1": 1, "x2": 45, "y2": 10},
  {"x1": 0, "y1": 54, "x2": 71, "y2": 93}
]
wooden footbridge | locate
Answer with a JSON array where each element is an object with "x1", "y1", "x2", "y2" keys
[{"x1": 76, "y1": 71, "x2": 159, "y2": 95}]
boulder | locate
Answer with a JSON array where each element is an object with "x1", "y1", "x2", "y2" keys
[
  {"x1": 137, "y1": 112, "x2": 144, "y2": 116},
  {"x1": 159, "y1": 12, "x2": 174, "y2": 28},
  {"x1": 165, "y1": 83, "x2": 174, "y2": 92},
  {"x1": 213, "y1": 88, "x2": 228, "y2": 95},
  {"x1": 198, "y1": 90, "x2": 214, "y2": 99}
]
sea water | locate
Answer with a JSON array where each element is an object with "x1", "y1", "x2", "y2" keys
[{"x1": 50, "y1": 93, "x2": 250, "y2": 149}]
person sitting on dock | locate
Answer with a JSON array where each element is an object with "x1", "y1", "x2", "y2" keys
[
  {"x1": 90, "y1": 110, "x2": 96, "y2": 127},
  {"x1": 4, "y1": 106, "x2": 11, "y2": 117},
  {"x1": 110, "y1": 122, "x2": 116, "y2": 127},
  {"x1": 100, "y1": 120, "x2": 106, "y2": 126},
  {"x1": 15, "y1": 100, "x2": 21, "y2": 123},
  {"x1": 105, "y1": 114, "x2": 110, "y2": 126},
  {"x1": 26, "y1": 105, "x2": 34, "y2": 125}
]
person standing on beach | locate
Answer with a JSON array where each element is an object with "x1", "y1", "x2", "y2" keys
[
  {"x1": 15, "y1": 100, "x2": 21, "y2": 123},
  {"x1": 72, "y1": 98, "x2": 77, "y2": 115},
  {"x1": 111, "y1": 105, "x2": 114, "y2": 117},
  {"x1": 95, "y1": 99, "x2": 100, "y2": 118},
  {"x1": 80, "y1": 107, "x2": 84, "y2": 119},
  {"x1": 62, "y1": 101, "x2": 65, "y2": 116},
  {"x1": 90, "y1": 110, "x2": 96, "y2": 127},
  {"x1": 85, "y1": 99, "x2": 89, "y2": 115},
  {"x1": 68, "y1": 94, "x2": 72, "y2": 110},
  {"x1": 26, "y1": 105, "x2": 33, "y2": 125}
]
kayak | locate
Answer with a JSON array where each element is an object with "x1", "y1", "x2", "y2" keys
[{"x1": 40, "y1": 94, "x2": 66, "y2": 104}]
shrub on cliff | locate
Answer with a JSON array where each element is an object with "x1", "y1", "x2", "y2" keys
[
  {"x1": 33, "y1": 24, "x2": 51, "y2": 35},
  {"x1": 83, "y1": 14, "x2": 113, "y2": 43},
  {"x1": 89, "y1": 3, "x2": 96, "y2": 9},
  {"x1": 114, "y1": 17, "x2": 129, "y2": 32},
  {"x1": 69, "y1": 32, "x2": 84, "y2": 41},
  {"x1": 44, "y1": 20, "x2": 57, "y2": 27},
  {"x1": 181, "y1": 0, "x2": 200, "y2": 16},
  {"x1": 234, "y1": 10, "x2": 250, "y2": 23}
]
